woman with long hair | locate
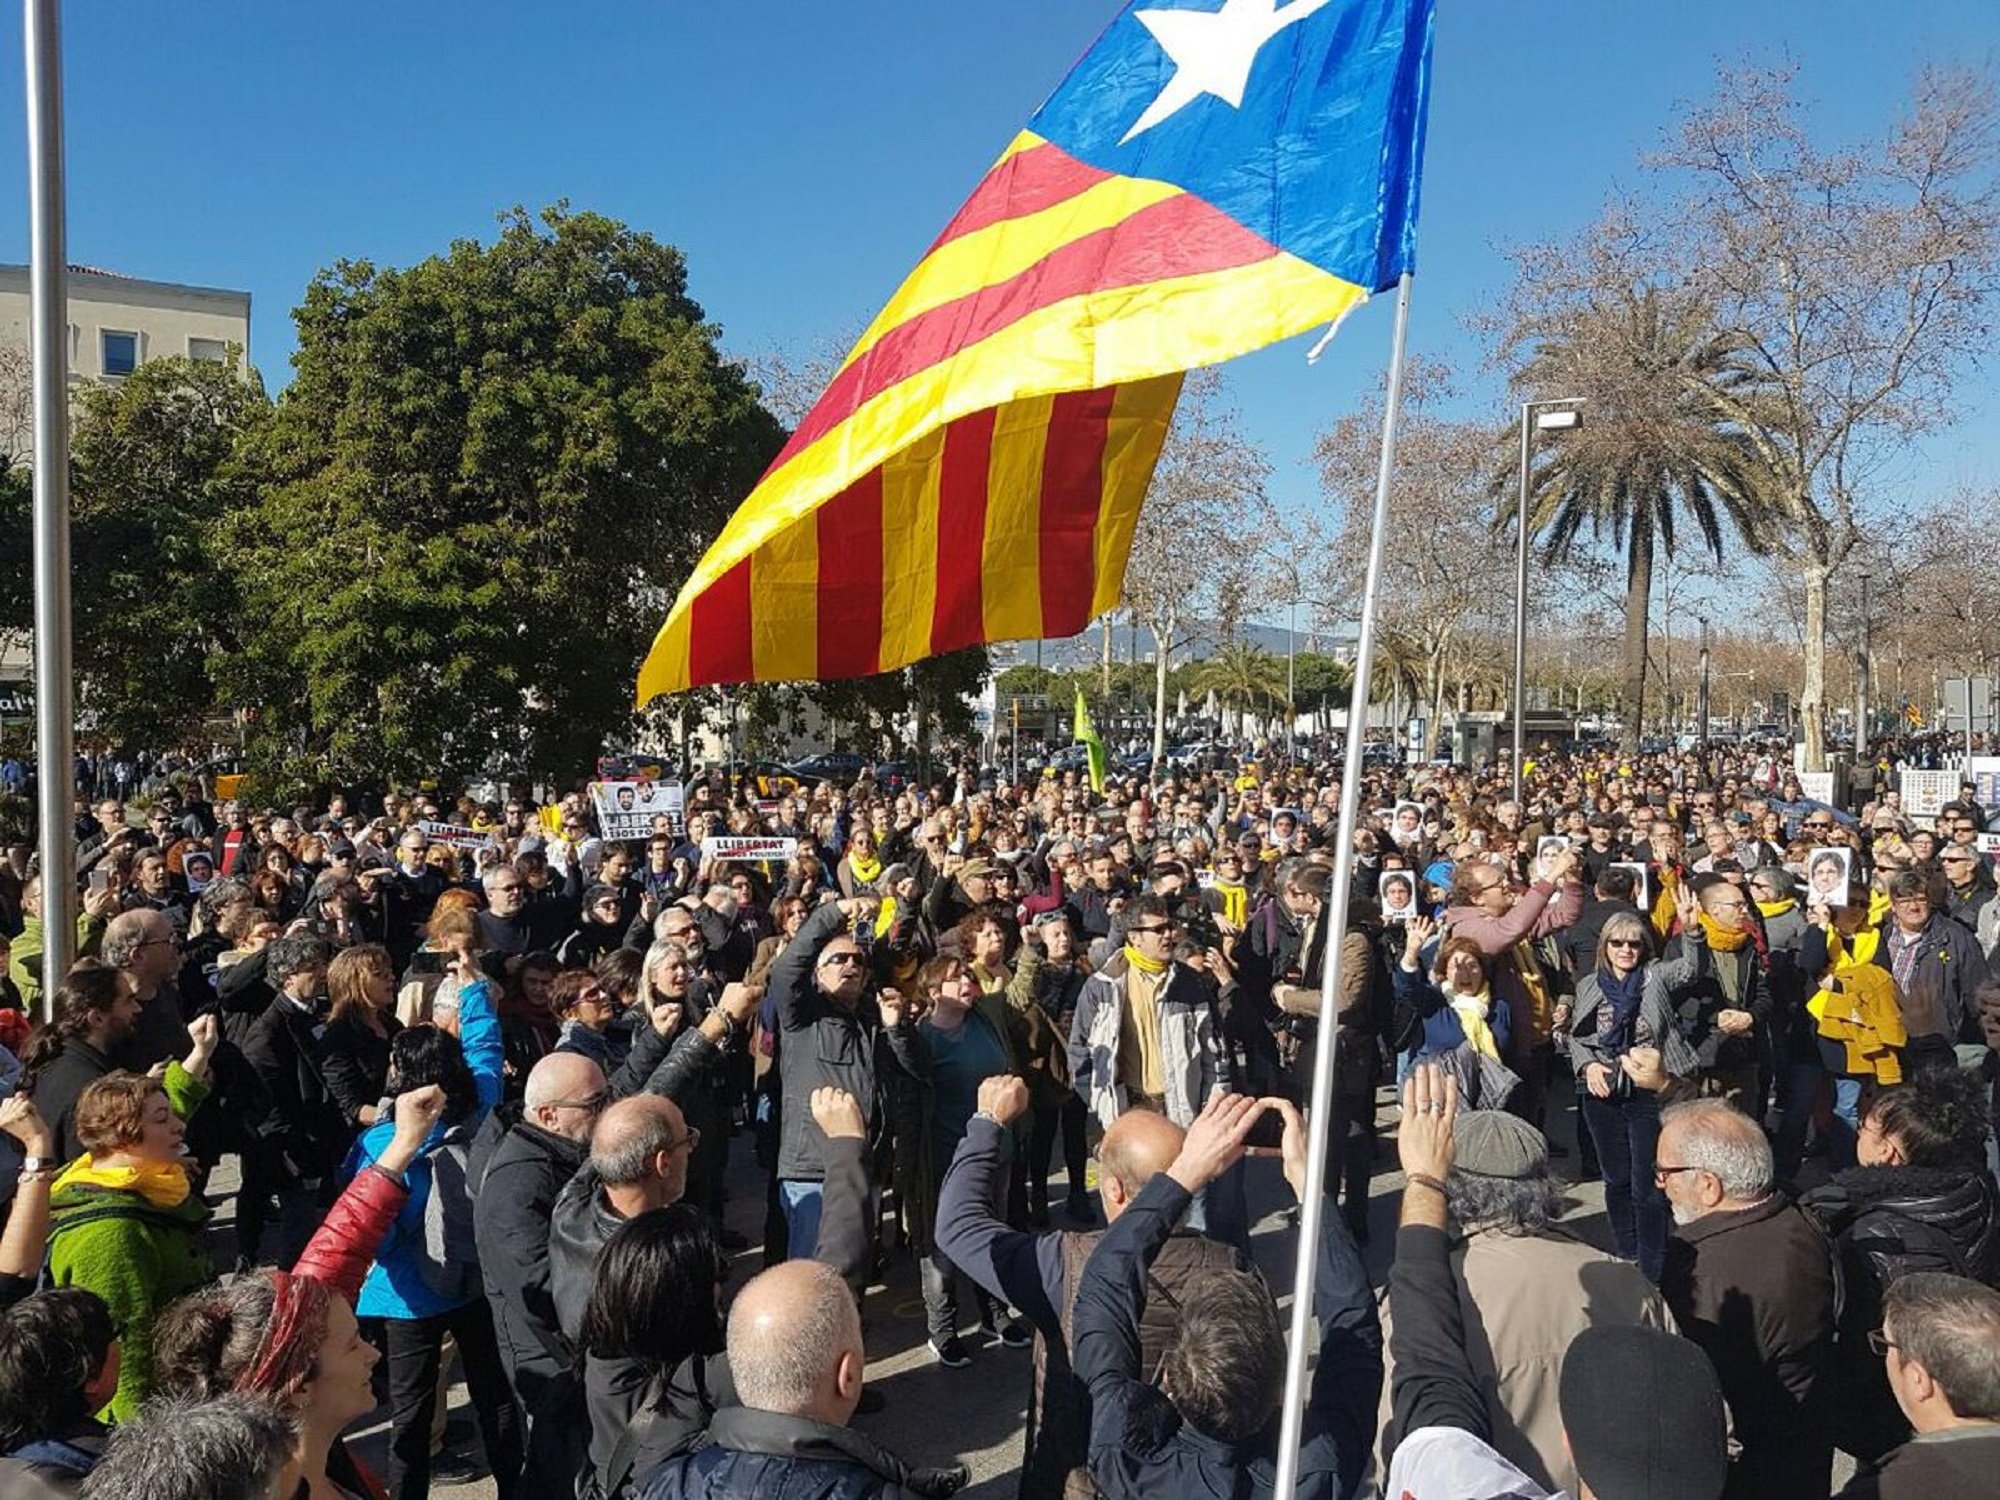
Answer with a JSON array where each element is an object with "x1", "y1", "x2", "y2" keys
[
  {"x1": 1567, "y1": 888, "x2": 1705, "y2": 1283},
  {"x1": 45, "y1": 1019, "x2": 220, "y2": 1418},
  {"x1": 317, "y1": 945, "x2": 402, "y2": 1131},
  {"x1": 575, "y1": 1206, "x2": 729, "y2": 1498}
]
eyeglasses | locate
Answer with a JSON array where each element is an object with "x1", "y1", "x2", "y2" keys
[
  {"x1": 818, "y1": 951, "x2": 864, "y2": 968},
  {"x1": 1653, "y1": 1164, "x2": 1705, "y2": 1185},
  {"x1": 1865, "y1": 1329, "x2": 1901, "y2": 1359},
  {"x1": 1604, "y1": 937, "x2": 1645, "y2": 950},
  {"x1": 663, "y1": 1126, "x2": 702, "y2": 1156},
  {"x1": 550, "y1": 1089, "x2": 610, "y2": 1114},
  {"x1": 1804, "y1": 821, "x2": 1833, "y2": 831},
  {"x1": 1129, "y1": 923, "x2": 1177, "y2": 936}
]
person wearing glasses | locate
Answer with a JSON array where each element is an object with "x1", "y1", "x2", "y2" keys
[
  {"x1": 1568, "y1": 884, "x2": 1704, "y2": 1284},
  {"x1": 766, "y1": 895, "x2": 919, "y2": 1257},
  {"x1": 1653, "y1": 1098, "x2": 1838, "y2": 1499},
  {"x1": 1664, "y1": 875, "x2": 1773, "y2": 1113},
  {"x1": 97, "y1": 908, "x2": 190, "y2": 1074}
]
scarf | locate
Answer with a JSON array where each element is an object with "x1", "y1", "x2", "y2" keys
[
  {"x1": 1121, "y1": 944, "x2": 1168, "y2": 976},
  {"x1": 874, "y1": 896, "x2": 899, "y2": 940},
  {"x1": 848, "y1": 851, "x2": 882, "y2": 886},
  {"x1": 1442, "y1": 984, "x2": 1500, "y2": 1060},
  {"x1": 1755, "y1": 897, "x2": 1797, "y2": 921},
  {"x1": 1211, "y1": 880, "x2": 1249, "y2": 931},
  {"x1": 53, "y1": 1155, "x2": 191, "y2": 1209},
  {"x1": 1697, "y1": 912, "x2": 1751, "y2": 952},
  {"x1": 1597, "y1": 963, "x2": 1648, "y2": 1056},
  {"x1": 969, "y1": 959, "x2": 1007, "y2": 994}
]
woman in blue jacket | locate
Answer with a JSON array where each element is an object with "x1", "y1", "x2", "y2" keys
[{"x1": 347, "y1": 942, "x2": 523, "y2": 1498}]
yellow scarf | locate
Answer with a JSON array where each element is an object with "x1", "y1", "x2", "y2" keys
[
  {"x1": 1212, "y1": 881, "x2": 1249, "y2": 930},
  {"x1": 1445, "y1": 985, "x2": 1500, "y2": 1060},
  {"x1": 1756, "y1": 897, "x2": 1797, "y2": 921},
  {"x1": 874, "y1": 896, "x2": 899, "y2": 940},
  {"x1": 54, "y1": 1155, "x2": 191, "y2": 1209},
  {"x1": 1698, "y1": 912, "x2": 1751, "y2": 952},
  {"x1": 1122, "y1": 944, "x2": 1168, "y2": 976},
  {"x1": 848, "y1": 851, "x2": 882, "y2": 886},
  {"x1": 970, "y1": 959, "x2": 1007, "y2": 993}
]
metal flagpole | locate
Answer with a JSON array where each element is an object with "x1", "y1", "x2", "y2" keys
[
  {"x1": 1271, "y1": 271, "x2": 1413, "y2": 1499},
  {"x1": 25, "y1": 0, "x2": 76, "y2": 1017}
]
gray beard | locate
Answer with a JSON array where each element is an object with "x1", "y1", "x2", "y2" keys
[{"x1": 1670, "y1": 1202, "x2": 1704, "y2": 1227}]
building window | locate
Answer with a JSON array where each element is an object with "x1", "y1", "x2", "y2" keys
[
  {"x1": 187, "y1": 337, "x2": 229, "y2": 364},
  {"x1": 100, "y1": 330, "x2": 138, "y2": 377}
]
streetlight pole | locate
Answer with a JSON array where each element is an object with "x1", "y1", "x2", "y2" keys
[
  {"x1": 1698, "y1": 617, "x2": 1711, "y2": 755},
  {"x1": 1511, "y1": 399, "x2": 1584, "y2": 802},
  {"x1": 1286, "y1": 589, "x2": 1297, "y2": 760},
  {"x1": 1854, "y1": 569, "x2": 1871, "y2": 759}
]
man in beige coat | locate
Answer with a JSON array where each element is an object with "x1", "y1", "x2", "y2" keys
[{"x1": 1371, "y1": 1108, "x2": 1674, "y2": 1497}]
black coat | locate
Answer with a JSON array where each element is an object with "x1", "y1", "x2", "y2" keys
[
  {"x1": 471, "y1": 1101, "x2": 590, "y2": 1411},
  {"x1": 25, "y1": 1038, "x2": 115, "y2": 1167},
  {"x1": 1805, "y1": 1164, "x2": 2000, "y2": 1463},
  {"x1": 240, "y1": 997, "x2": 351, "y2": 1180},
  {"x1": 315, "y1": 1012, "x2": 400, "y2": 1129},
  {"x1": 639, "y1": 1406, "x2": 964, "y2": 1500},
  {"x1": 1661, "y1": 1195, "x2": 1838, "y2": 1500}
]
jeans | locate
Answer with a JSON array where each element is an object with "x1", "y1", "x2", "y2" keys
[
  {"x1": 1828, "y1": 1075, "x2": 1864, "y2": 1171},
  {"x1": 1186, "y1": 1155, "x2": 1250, "y2": 1254},
  {"x1": 1581, "y1": 1088, "x2": 1667, "y2": 1284},
  {"x1": 779, "y1": 1179, "x2": 824, "y2": 1258},
  {"x1": 381, "y1": 1299, "x2": 524, "y2": 1500}
]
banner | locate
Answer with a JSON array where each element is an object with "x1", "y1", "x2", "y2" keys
[
  {"x1": 1899, "y1": 770, "x2": 1961, "y2": 827},
  {"x1": 419, "y1": 820, "x2": 491, "y2": 852},
  {"x1": 702, "y1": 835, "x2": 798, "y2": 862},
  {"x1": 592, "y1": 779, "x2": 685, "y2": 841}
]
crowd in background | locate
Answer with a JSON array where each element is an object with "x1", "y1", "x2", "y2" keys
[{"x1": 0, "y1": 734, "x2": 1993, "y2": 1499}]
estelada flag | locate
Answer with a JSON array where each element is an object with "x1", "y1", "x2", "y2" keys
[{"x1": 638, "y1": 0, "x2": 1434, "y2": 702}]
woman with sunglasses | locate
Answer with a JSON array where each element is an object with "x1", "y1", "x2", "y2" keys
[{"x1": 1567, "y1": 885, "x2": 1706, "y2": 1283}]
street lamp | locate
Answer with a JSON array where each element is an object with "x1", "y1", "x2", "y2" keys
[
  {"x1": 1854, "y1": 567, "x2": 1871, "y2": 755},
  {"x1": 1698, "y1": 617, "x2": 1710, "y2": 754},
  {"x1": 1512, "y1": 400, "x2": 1585, "y2": 800}
]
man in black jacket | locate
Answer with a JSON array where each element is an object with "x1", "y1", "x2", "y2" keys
[
  {"x1": 1657, "y1": 1098, "x2": 1837, "y2": 1499},
  {"x1": 1070, "y1": 1091, "x2": 1381, "y2": 1500},
  {"x1": 472, "y1": 1050, "x2": 606, "y2": 1423},
  {"x1": 239, "y1": 929, "x2": 344, "y2": 1268}
]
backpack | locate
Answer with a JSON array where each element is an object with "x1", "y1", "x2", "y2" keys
[{"x1": 417, "y1": 1123, "x2": 482, "y2": 1300}]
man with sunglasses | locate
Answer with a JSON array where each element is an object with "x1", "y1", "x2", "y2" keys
[{"x1": 767, "y1": 895, "x2": 920, "y2": 1256}]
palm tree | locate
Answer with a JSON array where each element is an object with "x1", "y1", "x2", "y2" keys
[
  {"x1": 1500, "y1": 287, "x2": 1791, "y2": 748},
  {"x1": 1189, "y1": 644, "x2": 1290, "y2": 733}
]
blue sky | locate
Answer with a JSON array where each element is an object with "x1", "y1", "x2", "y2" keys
[{"x1": 3, "y1": 1, "x2": 1996, "y2": 529}]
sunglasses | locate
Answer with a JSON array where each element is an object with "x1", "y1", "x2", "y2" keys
[
  {"x1": 818, "y1": 951, "x2": 865, "y2": 968},
  {"x1": 1605, "y1": 937, "x2": 1645, "y2": 950}
]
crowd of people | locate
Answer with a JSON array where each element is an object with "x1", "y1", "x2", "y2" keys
[{"x1": 0, "y1": 735, "x2": 1993, "y2": 1499}]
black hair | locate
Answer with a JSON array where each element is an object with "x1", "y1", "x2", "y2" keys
[
  {"x1": 577, "y1": 1205, "x2": 726, "y2": 1375},
  {"x1": 385, "y1": 1025, "x2": 478, "y2": 1124},
  {"x1": 0, "y1": 1288, "x2": 118, "y2": 1450},
  {"x1": 1866, "y1": 1067, "x2": 1991, "y2": 1173},
  {"x1": 18, "y1": 960, "x2": 125, "y2": 1093}
]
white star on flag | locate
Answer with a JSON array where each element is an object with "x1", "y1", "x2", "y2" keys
[{"x1": 1121, "y1": 0, "x2": 1336, "y2": 144}]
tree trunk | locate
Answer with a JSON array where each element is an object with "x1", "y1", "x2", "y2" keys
[
  {"x1": 1621, "y1": 526, "x2": 1654, "y2": 752},
  {"x1": 1151, "y1": 622, "x2": 1172, "y2": 770},
  {"x1": 1801, "y1": 561, "x2": 1829, "y2": 772}
]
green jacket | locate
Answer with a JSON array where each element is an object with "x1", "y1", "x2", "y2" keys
[
  {"x1": 7, "y1": 912, "x2": 106, "y2": 1014},
  {"x1": 45, "y1": 1063, "x2": 212, "y2": 1421}
]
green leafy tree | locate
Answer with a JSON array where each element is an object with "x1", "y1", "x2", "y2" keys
[
  {"x1": 218, "y1": 205, "x2": 784, "y2": 792},
  {"x1": 67, "y1": 355, "x2": 270, "y2": 748}
]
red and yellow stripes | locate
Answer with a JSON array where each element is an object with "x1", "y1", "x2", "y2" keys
[{"x1": 638, "y1": 131, "x2": 1368, "y2": 700}]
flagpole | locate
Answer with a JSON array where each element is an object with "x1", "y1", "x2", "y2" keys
[
  {"x1": 1272, "y1": 271, "x2": 1413, "y2": 1499},
  {"x1": 24, "y1": 0, "x2": 76, "y2": 1016}
]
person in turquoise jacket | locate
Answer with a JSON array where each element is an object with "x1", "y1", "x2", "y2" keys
[{"x1": 345, "y1": 943, "x2": 524, "y2": 1498}]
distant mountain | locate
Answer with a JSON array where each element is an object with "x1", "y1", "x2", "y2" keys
[{"x1": 996, "y1": 617, "x2": 1358, "y2": 672}]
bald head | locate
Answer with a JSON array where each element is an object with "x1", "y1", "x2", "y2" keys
[
  {"x1": 1098, "y1": 1109, "x2": 1184, "y2": 1222},
  {"x1": 523, "y1": 1052, "x2": 606, "y2": 1140},
  {"x1": 728, "y1": 1259, "x2": 864, "y2": 1425},
  {"x1": 590, "y1": 1094, "x2": 689, "y2": 1208}
]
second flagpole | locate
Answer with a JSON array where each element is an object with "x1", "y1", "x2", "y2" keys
[{"x1": 1270, "y1": 270, "x2": 1414, "y2": 1498}]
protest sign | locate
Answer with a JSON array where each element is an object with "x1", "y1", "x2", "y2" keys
[
  {"x1": 419, "y1": 820, "x2": 490, "y2": 852},
  {"x1": 702, "y1": 836, "x2": 798, "y2": 862},
  {"x1": 592, "y1": 779, "x2": 684, "y2": 841},
  {"x1": 1899, "y1": 770, "x2": 1961, "y2": 827}
]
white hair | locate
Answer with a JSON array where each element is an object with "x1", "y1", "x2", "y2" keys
[{"x1": 1664, "y1": 1099, "x2": 1773, "y2": 1200}]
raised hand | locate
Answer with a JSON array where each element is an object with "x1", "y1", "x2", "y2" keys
[
  {"x1": 0, "y1": 1096, "x2": 52, "y2": 1157},
  {"x1": 1166, "y1": 1092, "x2": 1268, "y2": 1194},
  {"x1": 1397, "y1": 1064, "x2": 1459, "y2": 1183},
  {"x1": 810, "y1": 1086, "x2": 866, "y2": 1141},
  {"x1": 975, "y1": 1074, "x2": 1030, "y2": 1128}
]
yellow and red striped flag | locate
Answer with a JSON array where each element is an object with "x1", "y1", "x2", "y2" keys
[{"x1": 638, "y1": 0, "x2": 1434, "y2": 701}]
